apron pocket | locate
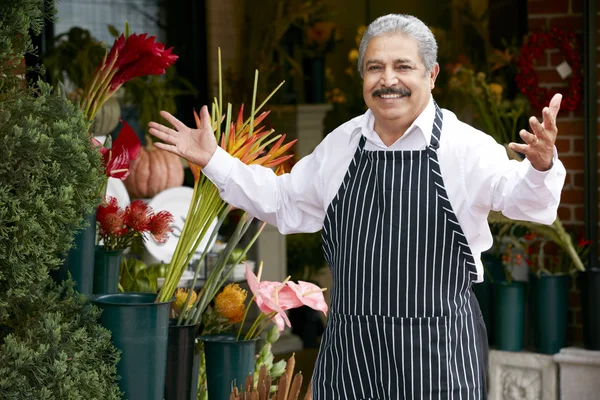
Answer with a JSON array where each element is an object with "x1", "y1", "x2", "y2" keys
[
  {"x1": 390, "y1": 315, "x2": 450, "y2": 399},
  {"x1": 318, "y1": 313, "x2": 450, "y2": 399}
]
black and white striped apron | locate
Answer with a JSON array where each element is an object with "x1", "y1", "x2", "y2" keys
[{"x1": 312, "y1": 104, "x2": 488, "y2": 399}]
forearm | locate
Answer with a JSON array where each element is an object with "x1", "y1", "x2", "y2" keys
[{"x1": 203, "y1": 147, "x2": 325, "y2": 234}]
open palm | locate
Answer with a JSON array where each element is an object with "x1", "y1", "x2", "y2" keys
[{"x1": 148, "y1": 105, "x2": 217, "y2": 168}]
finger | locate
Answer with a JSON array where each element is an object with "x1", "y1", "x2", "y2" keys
[
  {"x1": 148, "y1": 121, "x2": 179, "y2": 136},
  {"x1": 508, "y1": 142, "x2": 530, "y2": 154},
  {"x1": 548, "y1": 93, "x2": 562, "y2": 122},
  {"x1": 519, "y1": 129, "x2": 537, "y2": 145},
  {"x1": 153, "y1": 141, "x2": 181, "y2": 155},
  {"x1": 542, "y1": 106, "x2": 558, "y2": 134},
  {"x1": 199, "y1": 105, "x2": 213, "y2": 130},
  {"x1": 529, "y1": 116, "x2": 547, "y2": 140},
  {"x1": 149, "y1": 127, "x2": 176, "y2": 144},
  {"x1": 160, "y1": 110, "x2": 188, "y2": 131}
]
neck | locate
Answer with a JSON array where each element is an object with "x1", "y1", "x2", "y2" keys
[{"x1": 373, "y1": 120, "x2": 411, "y2": 146}]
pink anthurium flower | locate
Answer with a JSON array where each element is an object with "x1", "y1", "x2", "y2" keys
[
  {"x1": 245, "y1": 264, "x2": 295, "y2": 330},
  {"x1": 286, "y1": 281, "x2": 328, "y2": 315}
]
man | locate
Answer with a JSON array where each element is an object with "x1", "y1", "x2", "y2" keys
[{"x1": 149, "y1": 14, "x2": 565, "y2": 400}]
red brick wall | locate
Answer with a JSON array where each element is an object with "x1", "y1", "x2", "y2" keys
[{"x1": 527, "y1": 0, "x2": 596, "y2": 344}]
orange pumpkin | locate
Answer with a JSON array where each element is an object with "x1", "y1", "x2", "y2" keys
[{"x1": 124, "y1": 145, "x2": 185, "y2": 199}]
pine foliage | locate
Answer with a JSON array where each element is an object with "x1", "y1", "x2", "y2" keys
[{"x1": 0, "y1": 2, "x2": 122, "y2": 398}]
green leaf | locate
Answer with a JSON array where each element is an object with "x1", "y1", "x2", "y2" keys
[{"x1": 107, "y1": 25, "x2": 120, "y2": 38}]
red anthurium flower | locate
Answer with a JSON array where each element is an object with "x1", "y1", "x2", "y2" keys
[{"x1": 101, "y1": 121, "x2": 141, "y2": 180}]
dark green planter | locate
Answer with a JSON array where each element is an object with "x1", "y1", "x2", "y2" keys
[
  {"x1": 493, "y1": 281, "x2": 525, "y2": 351},
  {"x1": 473, "y1": 280, "x2": 492, "y2": 344},
  {"x1": 530, "y1": 274, "x2": 568, "y2": 354},
  {"x1": 200, "y1": 334, "x2": 257, "y2": 400},
  {"x1": 91, "y1": 293, "x2": 173, "y2": 400},
  {"x1": 165, "y1": 320, "x2": 199, "y2": 400},
  {"x1": 580, "y1": 269, "x2": 600, "y2": 350},
  {"x1": 54, "y1": 211, "x2": 96, "y2": 295},
  {"x1": 93, "y1": 246, "x2": 122, "y2": 294}
]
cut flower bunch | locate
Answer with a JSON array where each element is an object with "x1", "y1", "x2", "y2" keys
[
  {"x1": 210, "y1": 264, "x2": 328, "y2": 341},
  {"x1": 97, "y1": 196, "x2": 174, "y2": 251},
  {"x1": 156, "y1": 50, "x2": 297, "y2": 326},
  {"x1": 79, "y1": 22, "x2": 178, "y2": 122}
]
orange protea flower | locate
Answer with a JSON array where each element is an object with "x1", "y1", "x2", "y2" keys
[
  {"x1": 193, "y1": 104, "x2": 297, "y2": 171},
  {"x1": 173, "y1": 288, "x2": 197, "y2": 315},
  {"x1": 214, "y1": 283, "x2": 248, "y2": 323}
]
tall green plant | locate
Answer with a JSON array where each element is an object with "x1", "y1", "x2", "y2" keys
[
  {"x1": 488, "y1": 211, "x2": 585, "y2": 274},
  {"x1": 0, "y1": 2, "x2": 121, "y2": 397}
]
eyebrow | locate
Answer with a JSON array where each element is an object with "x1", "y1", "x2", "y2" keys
[{"x1": 365, "y1": 58, "x2": 416, "y2": 66}]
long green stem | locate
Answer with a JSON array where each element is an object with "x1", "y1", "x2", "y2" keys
[
  {"x1": 236, "y1": 294, "x2": 255, "y2": 340},
  {"x1": 249, "y1": 70, "x2": 259, "y2": 137},
  {"x1": 239, "y1": 80, "x2": 285, "y2": 133},
  {"x1": 177, "y1": 206, "x2": 232, "y2": 325},
  {"x1": 186, "y1": 213, "x2": 251, "y2": 325},
  {"x1": 244, "y1": 313, "x2": 266, "y2": 340},
  {"x1": 250, "y1": 315, "x2": 278, "y2": 340},
  {"x1": 216, "y1": 221, "x2": 266, "y2": 290}
]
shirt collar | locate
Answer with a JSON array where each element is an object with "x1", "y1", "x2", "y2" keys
[{"x1": 350, "y1": 95, "x2": 436, "y2": 146}]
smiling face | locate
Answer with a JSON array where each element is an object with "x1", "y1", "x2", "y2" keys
[{"x1": 362, "y1": 33, "x2": 439, "y2": 139}]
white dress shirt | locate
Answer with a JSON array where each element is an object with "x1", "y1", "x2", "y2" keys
[{"x1": 203, "y1": 96, "x2": 567, "y2": 281}]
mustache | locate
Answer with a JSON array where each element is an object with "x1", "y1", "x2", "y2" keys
[{"x1": 372, "y1": 87, "x2": 411, "y2": 97}]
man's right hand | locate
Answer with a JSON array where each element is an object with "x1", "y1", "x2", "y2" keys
[{"x1": 148, "y1": 105, "x2": 218, "y2": 168}]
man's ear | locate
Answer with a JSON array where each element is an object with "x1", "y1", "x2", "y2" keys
[{"x1": 429, "y1": 63, "x2": 440, "y2": 90}]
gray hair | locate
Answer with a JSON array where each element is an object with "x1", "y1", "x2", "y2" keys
[{"x1": 357, "y1": 14, "x2": 438, "y2": 78}]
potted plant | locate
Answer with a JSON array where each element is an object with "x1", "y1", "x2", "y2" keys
[
  {"x1": 489, "y1": 212, "x2": 586, "y2": 354},
  {"x1": 526, "y1": 234, "x2": 589, "y2": 354},
  {"x1": 200, "y1": 264, "x2": 327, "y2": 400},
  {"x1": 492, "y1": 229, "x2": 528, "y2": 352}
]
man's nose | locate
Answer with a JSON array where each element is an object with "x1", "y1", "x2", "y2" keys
[{"x1": 380, "y1": 67, "x2": 398, "y2": 87}]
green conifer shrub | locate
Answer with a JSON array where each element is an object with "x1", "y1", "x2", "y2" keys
[{"x1": 0, "y1": 1, "x2": 122, "y2": 398}]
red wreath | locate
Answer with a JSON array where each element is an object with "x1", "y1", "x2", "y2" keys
[{"x1": 516, "y1": 28, "x2": 582, "y2": 111}]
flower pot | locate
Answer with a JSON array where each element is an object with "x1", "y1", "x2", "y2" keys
[
  {"x1": 473, "y1": 279, "x2": 492, "y2": 345},
  {"x1": 493, "y1": 281, "x2": 525, "y2": 351},
  {"x1": 53, "y1": 211, "x2": 96, "y2": 295},
  {"x1": 200, "y1": 334, "x2": 257, "y2": 400},
  {"x1": 93, "y1": 245, "x2": 122, "y2": 294},
  {"x1": 91, "y1": 293, "x2": 172, "y2": 400},
  {"x1": 165, "y1": 320, "x2": 200, "y2": 400},
  {"x1": 580, "y1": 269, "x2": 600, "y2": 350},
  {"x1": 530, "y1": 273, "x2": 569, "y2": 354}
]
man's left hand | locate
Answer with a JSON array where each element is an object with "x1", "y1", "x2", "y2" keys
[{"x1": 508, "y1": 93, "x2": 562, "y2": 171}]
